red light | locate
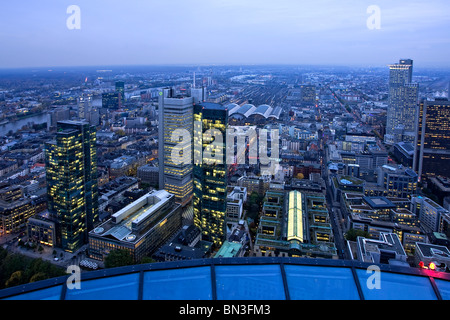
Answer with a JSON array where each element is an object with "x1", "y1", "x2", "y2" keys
[
  {"x1": 419, "y1": 261, "x2": 424, "y2": 268},
  {"x1": 429, "y1": 262, "x2": 436, "y2": 270}
]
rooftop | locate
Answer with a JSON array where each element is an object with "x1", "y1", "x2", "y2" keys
[
  {"x1": 91, "y1": 190, "x2": 174, "y2": 243},
  {"x1": 214, "y1": 241, "x2": 243, "y2": 258},
  {"x1": 197, "y1": 102, "x2": 227, "y2": 111},
  {"x1": 416, "y1": 242, "x2": 450, "y2": 259},
  {"x1": 1, "y1": 257, "x2": 449, "y2": 300},
  {"x1": 363, "y1": 196, "x2": 396, "y2": 209}
]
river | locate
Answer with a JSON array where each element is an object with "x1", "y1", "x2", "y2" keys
[{"x1": 0, "y1": 113, "x2": 48, "y2": 136}]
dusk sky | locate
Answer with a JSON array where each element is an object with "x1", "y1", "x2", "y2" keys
[{"x1": 1, "y1": 0, "x2": 449, "y2": 69}]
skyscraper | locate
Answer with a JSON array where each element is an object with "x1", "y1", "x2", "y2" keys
[
  {"x1": 414, "y1": 98, "x2": 450, "y2": 181},
  {"x1": 78, "y1": 93, "x2": 99, "y2": 126},
  {"x1": 45, "y1": 120, "x2": 98, "y2": 252},
  {"x1": 193, "y1": 102, "x2": 228, "y2": 246},
  {"x1": 102, "y1": 92, "x2": 120, "y2": 110},
  {"x1": 78, "y1": 93, "x2": 92, "y2": 120},
  {"x1": 158, "y1": 88, "x2": 194, "y2": 207},
  {"x1": 385, "y1": 59, "x2": 419, "y2": 145},
  {"x1": 115, "y1": 81, "x2": 125, "y2": 106}
]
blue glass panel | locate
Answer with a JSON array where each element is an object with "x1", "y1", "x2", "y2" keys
[
  {"x1": 5, "y1": 285, "x2": 62, "y2": 300},
  {"x1": 215, "y1": 265, "x2": 286, "y2": 300},
  {"x1": 356, "y1": 269, "x2": 437, "y2": 300},
  {"x1": 65, "y1": 273, "x2": 139, "y2": 300},
  {"x1": 435, "y1": 279, "x2": 450, "y2": 300},
  {"x1": 143, "y1": 267, "x2": 212, "y2": 300},
  {"x1": 285, "y1": 265, "x2": 360, "y2": 300}
]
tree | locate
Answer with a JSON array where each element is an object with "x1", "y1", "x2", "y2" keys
[
  {"x1": 140, "y1": 256, "x2": 156, "y2": 264},
  {"x1": 345, "y1": 228, "x2": 371, "y2": 242},
  {"x1": 104, "y1": 249, "x2": 134, "y2": 269},
  {"x1": 295, "y1": 173, "x2": 304, "y2": 180},
  {"x1": 5, "y1": 271, "x2": 23, "y2": 288},
  {"x1": 0, "y1": 251, "x2": 66, "y2": 289},
  {"x1": 247, "y1": 203, "x2": 260, "y2": 221},
  {"x1": 29, "y1": 272, "x2": 47, "y2": 283}
]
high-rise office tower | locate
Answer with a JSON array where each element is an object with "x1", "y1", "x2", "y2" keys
[
  {"x1": 102, "y1": 92, "x2": 121, "y2": 110},
  {"x1": 385, "y1": 59, "x2": 419, "y2": 145},
  {"x1": 77, "y1": 93, "x2": 99, "y2": 126},
  {"x1": 45, "y1": 120, "x2": 99, "y2": 252},
  {"x1": 115, "y1": 81, "x2": 125, "y2": 105},
  {"x1": 158, "y1": 88, "x2": 195, "y2": 207},
  {"x1": 193, "y1": 102, "x2": 228, "y2": 246},
  {"x1": 78, "y1": 93, "x2": 92, "y2": 120},
  {"x1": 413, "y1": 98, "x2": 450, "y2": 181}
]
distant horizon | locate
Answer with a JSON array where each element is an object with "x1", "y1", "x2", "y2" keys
[{"x1": 1, "y1": 61, "x2": 450, "y2": 72}]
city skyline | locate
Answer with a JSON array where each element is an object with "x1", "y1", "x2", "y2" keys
[
  {"x1": 1, "y1": 1, "x2": 450, "y2": 69},
  {"x1": 1, "y1": 0, "x2": 450, "y2": 302},
  {"x1": 0, "y1": 58, "x2": 449, "y2": 301}
]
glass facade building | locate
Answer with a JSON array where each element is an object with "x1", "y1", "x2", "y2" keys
[
  {"x1": 45, "y1": 120, "x2": 98, "y2": 253},
  {"x1": 102, "y1": 92, "x2": 121, "y2": 110},
  {"x1": 115, "y1": 81, "x2": 125, "y2": 105},
  {"x1": 193, "y1": 102, "x2": 228, "y2": 246},
  {"x1": 414, "y1": 98, "x2": 450, "y2": 181}
]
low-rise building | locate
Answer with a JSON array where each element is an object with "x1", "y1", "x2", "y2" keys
[
  {"x1": 226, "y1": 186, "x2": 247, "y2": 221},
  {"x1": 137, "y1": 164, "x2": 159, "y2": 187},
  {"x1": 26, "y1": 215, "x2": 55, "y2": 247},
  {"x1": 331, "y1": 175, "x2": 365, "y2": 202},
  {"x1": 415, "y1": 242, "x2": 450, "y2": 272},
  {"x1": 88, "y1": 190, "x2": 182, "y2": 263},
  {"x1": 341, "y1": 191, "x2": 424, "y2": 254},
  {"x1": 236, "y1": 175, "x2": 270, "y2": 195},
  {"x1": 376, "y1": 165, "x2": 418, "y2": 199},
  {"x1": 411, "y1": 196, "x2": 450, "y2": 233},
  {"x1": 152, "y1": 225, "x2": 212, "y2": 262},
  {"x1": 253, "y1": 190, "x2": 337, "y2": 259},
  {"x1": 0, "y1": 186, "x2": 36, "y2": 234},
  {"x1": 214, "y1": 241, "x2": 244, "y2": 258},
  {"x1": 352, "y1": 233, "x2": 408, "y2": 266}
]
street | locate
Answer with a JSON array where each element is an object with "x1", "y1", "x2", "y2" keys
[{"x1": 320, "y1": 149, "x2": 350, "y2": 261}]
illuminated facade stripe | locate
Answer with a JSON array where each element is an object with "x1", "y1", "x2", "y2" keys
[{"x1": 287, "y1": 191, "x2": 304, "y2": 242}]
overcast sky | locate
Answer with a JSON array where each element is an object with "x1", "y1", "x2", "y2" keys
[{"x1": 0, "y1": 0, "x2": 449, "y2": 68}]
